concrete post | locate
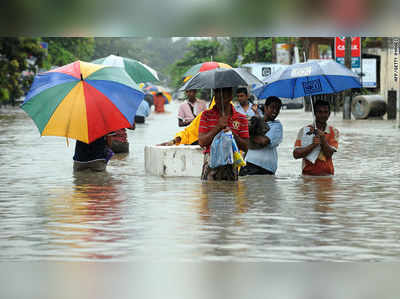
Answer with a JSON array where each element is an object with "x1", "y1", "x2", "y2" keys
[
  {"x1": 387, "y1": 90, "x2": 397, "y2": 120},
  {"x1": 343, "y1": 37, "x2": 352, "y2": 120}
]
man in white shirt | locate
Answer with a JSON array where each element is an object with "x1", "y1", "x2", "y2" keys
[
  {"x1": 240, "y1": 96, "x2": 283, "y2": 176},
  {"x1": 234, "y1": 87, "x2": 262, "y2": 119}
]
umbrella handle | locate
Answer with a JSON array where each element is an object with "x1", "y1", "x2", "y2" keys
[
  {"x1": 219, "y1": 89, "x2": 224, "y2": 116},
  {"x1": 310, "y1": 95, "x2": 316, "y2": 131}
]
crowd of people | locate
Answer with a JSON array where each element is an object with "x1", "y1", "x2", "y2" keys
[
  {"x1": 160, "y1": 87, "x2": 339, "y2": 180},
  {"x1": 73, "y1": 84, "x2": 339, "y2": 180}
]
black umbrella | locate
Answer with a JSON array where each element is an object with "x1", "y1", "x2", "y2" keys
[{"x1": 179, "y1": 68, "x2": 262, "y2": 91}]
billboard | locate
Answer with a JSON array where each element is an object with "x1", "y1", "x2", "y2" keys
[{"x1": 335, "y1": 37, "x2": 363, "y2": 84}]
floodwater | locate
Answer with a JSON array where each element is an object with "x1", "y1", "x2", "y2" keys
[{"x1": 1, "y1": 101, "x2": 400, "y2": 262}]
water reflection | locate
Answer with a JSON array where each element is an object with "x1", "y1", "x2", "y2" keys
[
  {"x1": 301, "y1": 176, "x2": 335, "y2": 216},
  {"x1": 46, "y1": 172, "x2": 127, "y2": 260},
  {"x1": 197, "y1": 180, "x2": 249, "y2": 222}
]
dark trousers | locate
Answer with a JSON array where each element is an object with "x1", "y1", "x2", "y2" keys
[{"x1": 239, "y1": 162, "x2": 274, "y2": 176}]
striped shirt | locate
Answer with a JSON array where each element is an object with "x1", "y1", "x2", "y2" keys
[
  {"x1": 199, "y1": 105, "x2": 249, "y2": 153},
  {"x1": 294, "y1": 124, "x2": 339, "y2": 176}
]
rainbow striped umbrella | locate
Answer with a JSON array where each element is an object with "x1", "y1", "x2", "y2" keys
[
  {"x1": 142, "y1": 85, "x2": 172, "y2": 104},
  {"x1": 21, "y1": 61, "x2": 144, "y2": 144},
  {"x1": 92, "y1": 55, "x2": 159, "y2": 83},
  {"x1": 183, "y1": 61, "x2": 232, "y2": 82}
]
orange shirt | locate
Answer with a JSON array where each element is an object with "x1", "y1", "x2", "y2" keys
[
  {"x1": 294, "y1": 124, "x2": 339, "y2": 176},
  {"x1": 153, "y1": 95, "x2": 165, "y2": 113}
]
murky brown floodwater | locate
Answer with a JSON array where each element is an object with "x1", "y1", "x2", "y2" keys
[{"x1": 1, "y1": 101, "x2": 400, "y2": 262}]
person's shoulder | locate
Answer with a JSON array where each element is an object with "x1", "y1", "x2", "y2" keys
[
  {"x1": 232, "y1": 107, "x2": 247, "y2": 120},
  {"x1": 328, "y1": 125, "x2": 339, "y2": 136},
  {"x1": 269, "y1": 119, "x2": 282, "y2": 124},
  {"x1": 201, "y1": 108, "x2": 215, "y2": 117},
  {"x1": 296, "y1": 126, "x2": 307, "y2": 136},
  {"x1": 270, "y1": 119, "x2": 283, "y2": 128}
]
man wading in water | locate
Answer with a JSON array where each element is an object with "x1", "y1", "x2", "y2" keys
[
  {"x1": 198, "y1": 87, "x2": 249, "y2": 181},
  {"x1": 293, "y1": 100, "x2": 339, "y2": 176}
]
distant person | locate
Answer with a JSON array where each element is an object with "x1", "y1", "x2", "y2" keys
[
  {"x1": 143, "y1": 93, "x2": 154, "y2": 108},
  {"x1": 135, "y1": 99, "x2": 151, "y2": 124},
  {"x1": 239, "y1": 96, "x2": 283, "y2": 176},
  {"x1": 153, "y1": 92, "x2": 165, "y2": 113},
  {"x1": 177, "y1": 89, "x2": 207, "y2": 127},
  {"x1": 293, "y1": 100, "x2": 339, "y2": 176},
  {"x1": 198, "y1": 87, "x2": 249, "y2": 181},
  {"x1": 234, "y1": 87, "x2": 262, "y2": 119},
  {"x1": 73, "y1": 136, "x2": 114, "y2": 172}
]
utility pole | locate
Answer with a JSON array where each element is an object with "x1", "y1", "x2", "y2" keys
[
  {"x1": 255, "y1": 37, "x2": 260, "y2": 61},
  {"x1": 343, "y1": 37, "x2": 352, "y2": 119},
  {"x1": 271, "y1": 37, "x2": 277, "y2": 63}
]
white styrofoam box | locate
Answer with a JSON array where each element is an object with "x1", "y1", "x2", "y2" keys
[{"x1": 144, "y1": 145, "x2": 204, "y2": 177}]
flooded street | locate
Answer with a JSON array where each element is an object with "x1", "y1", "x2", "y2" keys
[{"x1": 1, "y1": 101, "x2": 400, "y2": 262}]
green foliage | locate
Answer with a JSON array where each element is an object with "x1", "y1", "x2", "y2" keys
[
  {"x1": 0, "y1": 37, "x2": 45, "y2": 104},
  {"x1": 92, "y1": 37, "x2": 190, "y2": 85},
  {"x1": 169, "y1": 39, "x2": 223, "y2": 88},
  {"x1": 42, "y1": 37, "x2": 95, "y2": 67}
]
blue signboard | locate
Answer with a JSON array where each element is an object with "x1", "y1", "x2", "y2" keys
[{"x1": 335, "y1": 57, "x2": 360, "y2": 68}]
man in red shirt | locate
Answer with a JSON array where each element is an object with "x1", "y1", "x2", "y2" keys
[{"x1": 198, "y1": 87, "x2": 249, "y2": 180}]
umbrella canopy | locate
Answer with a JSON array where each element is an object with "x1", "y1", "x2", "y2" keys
[
  {"x1": 21, "y1": 60, "x2": 144, "y2": 144},
  {"x1": 180, "y1": 68, "x2": 263, "y2": 91},
  {"x1": 183, "y1": 61, "x2": 232, "y2": 82},
  {"x1": 254, "y1": 60, "x2": 361, "y2": 99},
  {"x1": 142, "y1": 84, "x2": 172, "y2": 104},
  {"x1": 92, "y1": 54, "x2": 159, "y2": 83}
]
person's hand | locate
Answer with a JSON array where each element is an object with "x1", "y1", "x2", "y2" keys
[
  {"x1": 251, "y1": 104, "x2": 258, "y2": 113},
  {"x1": 216, "y1": 115, "x2": 229, "y2": 130},
  {"x1": 314, "y1": 128, "x2": 324, "y2": 137},
  {"x1": 312, "y1": 135, "x2": 321, "y2": 146},
  {"x1": 158, "y1": 139, "x2": 175, "y2": 146}
]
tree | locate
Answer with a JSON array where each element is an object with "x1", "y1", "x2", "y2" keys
[
  {"x1": 42, "y1": 37, "x2": 95, "y2": 67},
  {"x1": 0, "y1": 37, "x2": 45, "y2": 105},
  {"x1": 168, "y1": 39, "x2": 222, "y2": 88}
]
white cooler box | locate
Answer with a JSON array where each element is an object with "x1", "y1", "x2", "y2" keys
[{"x1": 144, "y1": 145, "x2": 203, "y2": 177}]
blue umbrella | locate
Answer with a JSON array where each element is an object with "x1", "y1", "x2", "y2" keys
[{"x1": 253, "y1": 60, "x2": 361, "y2": 99}]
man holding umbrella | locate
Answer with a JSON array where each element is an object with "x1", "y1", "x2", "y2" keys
[
  {"x1": 198, "y1": 87, "x2": 249, "y2": 180},
  {"x1": 293, "y1": 100, "x2": 339, "y2": 176},
  {"x1": 180, "y1": 67, "x2": 262, "y2": 180}
]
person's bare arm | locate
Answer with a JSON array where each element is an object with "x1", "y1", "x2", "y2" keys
[
  {"x1": 158, "y1": 137, "x2": 181, "y2": 146},
  {"x1": 232, "y1": 132, "x2": 249, "y2": 152},
  {"x1": 252, "y1": 135, "x2": 270, "y2": 147},
  {"x1": 106, "y1": 135, "x2": 112, "y2": 147},
  {"x1": 198, "y1": 115, "x2": 228, "y2": 147},
  {"x1": 178, "y1": 119, "x2": 190, "y2": 127},
  {"x1": 293, "y1": 136, "x2": 320, "y2": 159}
]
